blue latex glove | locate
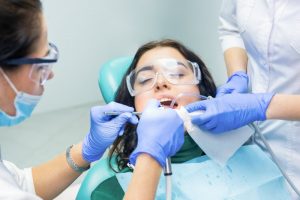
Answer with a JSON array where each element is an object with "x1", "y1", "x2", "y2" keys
[
  {"x1": 216, "y1": 71, "x2": 249, "y2": 97},
  {"x1": 82, "y1": 102, "x2": 138, "y2": 162},
  {"x1": 185, "y1": 93, "x2": 274, "y2": 133},
  {"x1": 129, "y1": 99, "x2": 184, "y2": 167}
]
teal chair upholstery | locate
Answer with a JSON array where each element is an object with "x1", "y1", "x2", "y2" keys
[
  {"x1": 76, "y1": 57, "x2": 133, "y2": 200},
  {"x1": 98, "y1": 56, "x2": 133, "y2": 103}
]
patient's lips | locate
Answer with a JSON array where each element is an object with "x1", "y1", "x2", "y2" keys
[{"x1": 160, "y1": 97, "x2": 178, "y2": 109}]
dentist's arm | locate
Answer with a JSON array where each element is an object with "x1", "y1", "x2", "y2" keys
[
  {"x1": 124, "y1": 154, "x2": 162, "y2": 200},
  {"x1": 124, "y1": 99, "x2": 184, "y2": 200},
  {"x1": 32, "y1": 102, "x2": 138, "y2": 200}
]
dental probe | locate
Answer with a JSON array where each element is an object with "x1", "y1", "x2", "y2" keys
[{"x1": 104, "y1": 111, "x2": 142, "y2": 116}]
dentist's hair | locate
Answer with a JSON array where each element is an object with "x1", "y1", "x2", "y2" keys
[
  {"x1": 0, "y1": 0, "x2": 43, "y2": 70},
  {"x1": 109, "y1": 39, "x2": 217, "y2": 171}
]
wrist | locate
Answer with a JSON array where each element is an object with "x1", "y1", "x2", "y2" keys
[
  {"x1": 82, "y1": 134, "x2": 105, "y2": 163},
  {"x1": 130, "y1": 144, "x2": 166, "y2": 167},
  {"x1": 228, "y1": 71, "x2": 248, "y2": 82},
  {"x1": 136, "y1": 153, "x2": 162, "y2": 171},
  {"x1": 66, "y1": 143, "x2": 90, "y2": 173}
]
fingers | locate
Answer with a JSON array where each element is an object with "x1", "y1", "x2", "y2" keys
[
  {"x1": 185, "y1": 100, "x2": 207, "y2": 113},
  {"x1": 144, "y1": 99, "x2": 160, "y2": 110},
  {"x1": 106, "y1": 101, "x2": 134, "y2": 112},
  {"x1": 112, "y1": 112, "x2": 139, "y2": 127}
]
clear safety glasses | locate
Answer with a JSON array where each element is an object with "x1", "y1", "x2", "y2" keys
[
  {"x1": 1, "y1": 43, "x2": 59, "y2": 85},
  {"x1": 126, "y1": 58, "x2": 201, "y2": 96}
]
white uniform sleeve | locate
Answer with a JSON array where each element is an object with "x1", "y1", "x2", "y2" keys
[
  {"x1": 0, "y1": 160, "x2": 41, "y2": 200},
  {"x1": 219, "y1": 0, "x2": 246, "y2": 51},
  {"x1": 3, "y1": 160, "x2": 36, "y2": 194}
]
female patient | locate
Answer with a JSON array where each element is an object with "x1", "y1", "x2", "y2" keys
[{"x1": 91, "y1": 39, "x2": 216, "y2": 199}]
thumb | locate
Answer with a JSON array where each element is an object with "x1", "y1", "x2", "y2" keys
[
  {"x1": 144, "y1": 99, "x2": 160, "y2": 110},
  {"x1": 111, "y1": 112, "x2": 134, "y2": 127},
  {"x1": 184, "y1": 100, "x2": 207, "y2": 113},
  {"x1": 216, "y1": 87, "x2": 231, "y2": 97}
]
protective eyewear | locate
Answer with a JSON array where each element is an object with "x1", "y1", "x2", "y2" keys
[
  {"x1": 1, "y1": 43, "x2": 59, "y2": 85},
  {"x1": 126, "y1": 58, "x2": 201, "y2": 96}
]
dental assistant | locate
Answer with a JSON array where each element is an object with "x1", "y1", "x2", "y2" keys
[
  {"x1": 0, "y1": 1, "x2": 138, "y2": 199},
  {"x1": 185, "y1": 0, "x2": 300, "y2": 198}
]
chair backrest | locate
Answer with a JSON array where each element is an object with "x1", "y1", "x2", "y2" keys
[
  {"x1": 76, "y1": 57, "x2": 133, "y2": 200},
  {"x1": 76, "y1": 157, "x2": 117, "y2": 200},
  {"x1": 98, "y1": 56, "x2": 133, "y2": 103}
]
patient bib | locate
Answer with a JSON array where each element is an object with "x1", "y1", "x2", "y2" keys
[{"x1": 116, "y1": 145, "x2": 291, "y2": 199}]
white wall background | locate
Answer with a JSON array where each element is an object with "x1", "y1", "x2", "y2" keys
[{"x1": 36, "y1": 0, "x2": 226, "y2": 114}]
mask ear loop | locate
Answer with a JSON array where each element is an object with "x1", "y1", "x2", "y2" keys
[{"x1": 0, "y1": 68, "x2": 19, "y2": 94}]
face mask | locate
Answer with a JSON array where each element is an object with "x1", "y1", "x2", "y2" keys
[{"x1": 0, "y1": 68, "x2": 42, "y2": 126}]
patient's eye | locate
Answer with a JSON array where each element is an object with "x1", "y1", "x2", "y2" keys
[
  {"x1": 169, "y1": 73, "x2": 185, "y2": 79},
  {"x1": 137, "y1": 78, "x2": 152, "y2": 85}
]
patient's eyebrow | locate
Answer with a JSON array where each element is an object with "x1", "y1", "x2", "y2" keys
[{"x1": 135, "y1": 65, "x2": 154, "y2": 75}]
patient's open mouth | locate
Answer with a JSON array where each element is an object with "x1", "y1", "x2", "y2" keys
[{"x1": 160, "y1": 98, "x2": 178, "y2": 109}]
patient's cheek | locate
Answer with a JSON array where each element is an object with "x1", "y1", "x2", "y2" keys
[{"x1": 134, "y1": 96, "x2": 147, "y2": 112}]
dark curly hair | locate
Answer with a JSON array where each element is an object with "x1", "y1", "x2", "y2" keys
[{"x1": 108, "y1": 39, "x2": 217, "y2": 171}]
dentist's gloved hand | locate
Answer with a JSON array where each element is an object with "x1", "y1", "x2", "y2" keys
[
  {"x1": 185, "y1": 93, "x2": 274, "y2": 133},
  {"x1": 82, "y1": 102, "x2": 138, "y2": 163},
  {"x1": 216, "y1": 71, "x2": 249, "y2": 97},
  {"x1": 129, "y1": 99, "x2": 184, "y2": 167}
]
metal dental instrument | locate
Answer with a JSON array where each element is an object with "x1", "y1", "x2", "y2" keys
[{"x1": 104, "y1": 111, "x2": 142, "y2": 116}]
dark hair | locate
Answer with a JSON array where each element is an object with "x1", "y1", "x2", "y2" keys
[
  {"x1": 0, "y1": 0, "x2": 43, "y2": 70},
  {"x1": 109, "y1": 39, "x2": 217, "y2": 171}
]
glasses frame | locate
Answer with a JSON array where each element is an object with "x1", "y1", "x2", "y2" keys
[
  {"x1": 0, "y1": 43, "x2": 59, "y2": 65},
  {"x1": 126, "y1": 59, "x2": 202, "y2": 96}
]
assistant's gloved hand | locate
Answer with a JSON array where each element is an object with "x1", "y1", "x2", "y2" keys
[
  {"x1": 216, "y1": 71, "x2": 249, "y2": 97},
  {"x1": 185, "y1": 93, "x2": 274, "y2": 133},
  {"x1": 82, "y1": 102, "x2": 138, "y2": 162},
  {"x1": 129, "y1": 99, "x2": 184, "y2": 167}
]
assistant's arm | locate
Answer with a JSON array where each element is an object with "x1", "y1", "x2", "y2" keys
[
  {"x1": 266, "y1": 94, "x2": 300, "y2": 120},
  {"x1": 219, "y1": 0, "x2": 248, "y2": 76}
]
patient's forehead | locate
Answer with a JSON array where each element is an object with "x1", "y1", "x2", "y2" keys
[{"x1": 136, "y1": 47, "x2": 186, "y2": 70}]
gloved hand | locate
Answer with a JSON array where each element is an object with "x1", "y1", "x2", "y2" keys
[
  {"x1": 129, "y1": 99, "x2": 184, "y2": 167},
  {"x1": 185, "y1": 93, "x2": 274, "y2": 133},
  {"x1": 82, "y1": 102, "x2": 138, "y2": 162},
  {"x1": 216, "y1": 71, "x2": 249, "y2": 97}
]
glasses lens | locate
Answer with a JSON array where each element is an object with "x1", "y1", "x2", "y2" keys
[
  {"x1": 127, "y1": 58, "x2": 200, "y2": 96},
  {"x1": 29, "y1": 64, "x2": 53, "y2": 85},
  {"x1": 48, "y1": 43, "x2": 59, "y2": 61},
  {"x1": 160, "y1": 59, "x2": 198, "y2": 85}
]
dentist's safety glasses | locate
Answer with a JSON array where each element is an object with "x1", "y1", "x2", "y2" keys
[
  {"x1": 126, "y1": 58, "x2": 201, "y2": 96},
  {"x1": 0, "y1": 43, "x2": 59, "y2": 85}
]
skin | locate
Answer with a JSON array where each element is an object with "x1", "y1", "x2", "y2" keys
[
  {"x1": 0, "y1": 14, "x2": 53, "y2": 116},
  {"x1": 125, "y1": 47, "x2": 201, "y2": 200},
  {"x1": 134, "y1": 47, "x2": 201, "y2": 112},
  {"x1": 0, "y1": 14, "x2": 89, "y2": 200},
  {"x1": 224, "y1": 47, "x2": 300, "y2": 120}
]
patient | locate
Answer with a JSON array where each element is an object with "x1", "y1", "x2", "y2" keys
[{"x1": 91, "y1": 39, "x2": 216, "y2": 199}]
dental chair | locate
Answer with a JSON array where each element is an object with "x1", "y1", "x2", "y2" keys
[{"x1": 76, "y1": 56, "x2": 133, "y2": 200}]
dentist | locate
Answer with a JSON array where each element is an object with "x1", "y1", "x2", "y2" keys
[{"x1": 0, "y1": 1, "x2": 139, "y2": 199}]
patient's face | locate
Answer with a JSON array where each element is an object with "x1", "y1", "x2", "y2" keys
[{"x1": 134, "y1": 47, "x2": 200, "y2": 112}]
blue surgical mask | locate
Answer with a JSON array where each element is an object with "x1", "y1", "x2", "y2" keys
[{"x1": 0, "y1": 68, "x2": 42, "y2": 126}]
